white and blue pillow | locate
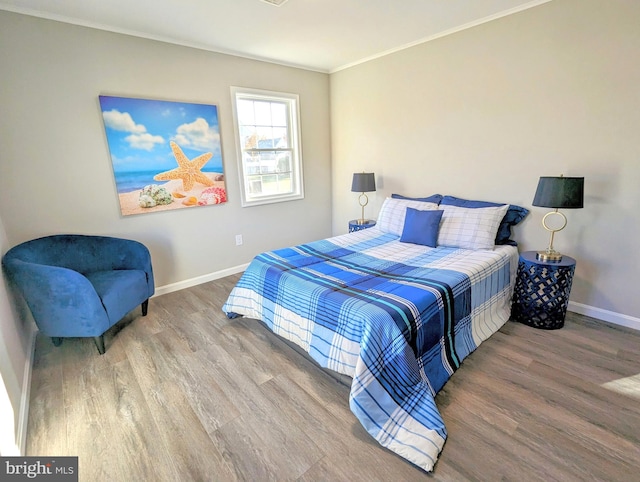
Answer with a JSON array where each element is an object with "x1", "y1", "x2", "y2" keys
[
  {"x1": 378, "y1": 193, "x2": 526, "y2": 250},
  {"x1": 440, "y1": 195, "x2": 528, "y2": 246},
  {"x1": 377, "y1": 197, "x2": 439, "y2": 236},
  {"x1": 437, "y1": 204, "x2": 509, "y2": 250}
]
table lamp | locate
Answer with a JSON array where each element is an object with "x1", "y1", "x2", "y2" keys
[
  {"x1": 532, "y1": 175, "x2": 584, "y2": 262},
  {"x1": 351, "y1": 172, "x2": 376, "y2": 225}
]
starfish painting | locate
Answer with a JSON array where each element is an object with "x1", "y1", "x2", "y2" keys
[{"x1": 154, "y1": 141, "x2": 214, "y2": 191}]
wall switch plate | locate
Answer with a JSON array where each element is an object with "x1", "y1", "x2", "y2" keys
[{"x1": 235, "y1": 234, "x2": 243, "y2": 246}]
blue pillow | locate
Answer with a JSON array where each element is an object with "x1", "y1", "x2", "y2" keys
[
  {"x1": 440, "y1": 196, "x2": 529, "y2": 246},
  {"x1": 392, "y1": 193, "x2": 443, "y2": 204},
  {"x1": 400, "y1": 208, "x2": 444, "y2": 247}
]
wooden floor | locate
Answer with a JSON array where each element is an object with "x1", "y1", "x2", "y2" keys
[{"x1": 26, "y1": 274, "x2": 640, "y2": 481}]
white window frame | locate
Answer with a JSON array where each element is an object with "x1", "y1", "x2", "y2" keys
[{"x1": 230, "y1": 86, "x2": 304, "y2": 207}]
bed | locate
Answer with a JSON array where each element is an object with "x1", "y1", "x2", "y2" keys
[{"x1": 222, "y1": 195, "x2": 526, "y2": 471}]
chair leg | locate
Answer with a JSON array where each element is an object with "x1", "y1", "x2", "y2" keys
[
  {"x1": 51, "y1": 337, "x2": 63, "y2": 347},
  {"x1": 141, "y1": 299, "x2": 149, "y2": 316},
  {"x1": 93, "y1": 335, "x2": 106, "y2": 355}
]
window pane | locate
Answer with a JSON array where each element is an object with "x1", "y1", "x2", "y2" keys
[
  {"x1": 271, "y1": 102, "x2": 287, "y2": 127},
  {"x1": 247, "y1": 176, "x2": 262, "y2": 194},
  {"x1": 277, "y1": 153, "x2": 291, "y2": 173},
  {"x1": 272, "y1": 127, "x2": 287, "y2": 147},
  {"x1": 243, "y1": 152, "x2": 258, "y2": 174},
  {"x1": 278, "y1": 173, "x2": 292, "y2": 193},
  {"x1": 254, "y1": 101, "x2": 272, "y2": 126},
  {"x1": 237, "y1": 100, "x2": 255, "y2": 125},
  {"x1": 240, "y1": 126, "x2": 258, "y2": 149},
  {"x1": 257, "y1": 127, "x2": 274, "y2": 147},
  {"x1": 261, "y1": 151, "x2": 278, "y2": 173}
]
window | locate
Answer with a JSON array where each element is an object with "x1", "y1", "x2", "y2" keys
[{"x1": 231, "y1": 87, "x2": 304, "y2": 206}]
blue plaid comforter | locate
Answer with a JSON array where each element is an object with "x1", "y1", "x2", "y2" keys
[{"x1": 222, "y1": 228, "x2": 518, "y2": 471}]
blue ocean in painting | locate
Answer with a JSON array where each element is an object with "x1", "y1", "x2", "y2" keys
[
  {"x1": 99, "y1": 96, "x2": 226, "y2": 196},
  {"x1": 115, "y1": 169, "x2": 222, "y2": 193}
]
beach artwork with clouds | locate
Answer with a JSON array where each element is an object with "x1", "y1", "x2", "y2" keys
[{"x1": 99, "y1": 95, "x2": 227, "y2": 216}]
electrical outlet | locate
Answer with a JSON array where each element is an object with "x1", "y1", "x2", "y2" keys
[{"x1": 235, "y1": 234, "x2": 243, "y2": 246}]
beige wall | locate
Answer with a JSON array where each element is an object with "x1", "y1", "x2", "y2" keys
[
  {"x1": 1, "y1": 4, "x2": 638, "y2": 434},
  {"x1": 0, "y1": 11, "x2": 331, "y2": 448},
  {"x1": 0, "y1": 11, "x2": 332, "y2": 290},
  {"x1": 331, "y1": 0, "x2": 640, "y2": 321}
]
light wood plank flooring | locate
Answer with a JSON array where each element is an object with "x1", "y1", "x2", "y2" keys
[{"x1": 26, "y1": 274, "x2": 640, "y2": 481}]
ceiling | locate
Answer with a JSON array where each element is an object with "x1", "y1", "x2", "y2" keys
[{"x1": 0, "y1": 0, "x2": 550, "y2": 73}]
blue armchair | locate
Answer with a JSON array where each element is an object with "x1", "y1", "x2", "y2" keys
[{"x1": 2, "y1": 234, "x2": 154, "y2": 354}]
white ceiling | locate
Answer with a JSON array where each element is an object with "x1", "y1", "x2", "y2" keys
[{"x1": 0, "y1": 0, "x2": 550, "y2": 73}]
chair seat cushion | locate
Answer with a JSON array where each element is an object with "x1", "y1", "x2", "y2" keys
[{"x1": 85, "y1": 270, "x2": 148, "y2": 324}]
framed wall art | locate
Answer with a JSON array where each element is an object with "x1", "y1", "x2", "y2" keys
[{"x1": 99, "y1": 95, "x2": 227, "y2": 216}]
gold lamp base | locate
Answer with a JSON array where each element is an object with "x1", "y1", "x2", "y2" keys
[
  {"x1": 537, "y1": 210, "x2": 567, "y2": 263},
  {"x1": 357, "y1": 192, "x2": 369, "y2": 225},
  {"x1": 536, "y1": 250, "x2": 563, "y2": 262}
]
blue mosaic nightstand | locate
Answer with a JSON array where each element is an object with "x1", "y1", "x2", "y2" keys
[
  {"x1": 511, "y1": 251, "x2": 576, "y2": 329},
  {"x1": 349, "y1": 219, "x2": 376, "y2": 232}
]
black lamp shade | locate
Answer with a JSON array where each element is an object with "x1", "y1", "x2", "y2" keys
[
  {"x1": 351, "y1": 173, "x2": 376, "y2": 193},
  {"x1": 532, "y1": 176, "x2": 584, "y2": 209}
]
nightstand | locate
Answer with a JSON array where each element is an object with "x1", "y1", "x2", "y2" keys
[
  {"x1": 349, "y1": 219, "x2": 376, "y2": 232},
  {"x1": 511, "y1": 251, "x2": 576, "y2": 329}
]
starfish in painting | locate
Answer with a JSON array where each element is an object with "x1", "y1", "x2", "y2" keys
[{"x1": 153, "y1": 141, "x2": 214, "y2": 191}]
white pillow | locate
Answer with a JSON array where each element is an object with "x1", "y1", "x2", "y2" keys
[
  {"x1": 437, "y1": 204, "x2": 509, "y2": 250},
  {"x1": 377, "y1": 197, "x2": 439, "y2": 236}
]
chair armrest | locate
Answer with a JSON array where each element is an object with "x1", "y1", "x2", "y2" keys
[
  {"x1": 98, "y1": 238, "x2": 155, "y2": 298},
  {"x1": 2, "y1": 259, "x2": 110, "y2": 337}
]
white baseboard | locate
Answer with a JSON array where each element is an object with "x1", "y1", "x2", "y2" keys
[
  {"x1": 154, "y1": 263, "x2": 249, "y2": 297},
  {"x1": 568, "y1": 301, "x2": 640, "y2": 332},
  {"x1": 17, "y1": 327, "x2": 37, "y2": 455}
]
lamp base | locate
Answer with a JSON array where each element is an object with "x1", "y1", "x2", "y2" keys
[{"x1": 536, "y1": 250, "x2": 563, "y2": 262}]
